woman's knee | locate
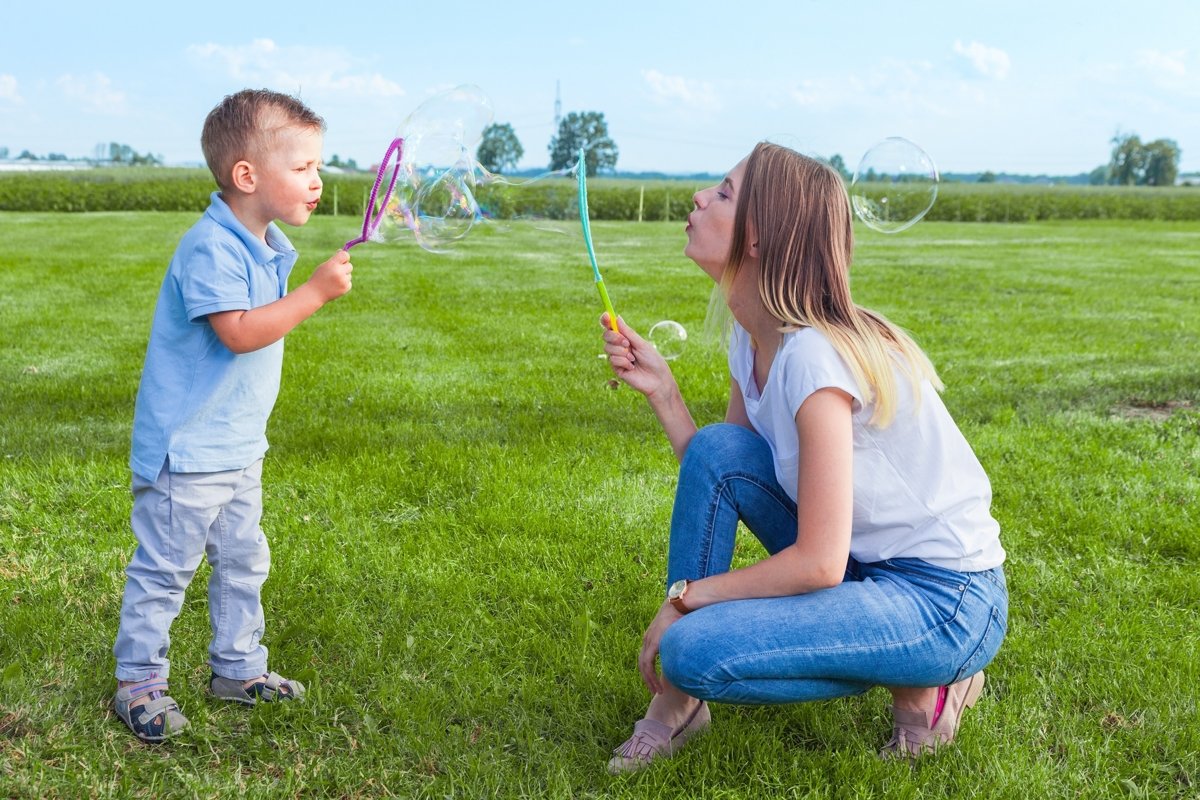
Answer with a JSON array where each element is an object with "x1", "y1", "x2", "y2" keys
[
  {"x1": 682, "y1": 424, "x2": 769, "y2": 480},
  {"x1": 660, "y1": 619, "x2": 722, "y2": 700}
]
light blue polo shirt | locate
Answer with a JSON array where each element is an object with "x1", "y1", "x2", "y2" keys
[{"x1": 130, "y1": 192, "x2": 299, "y2": 481}]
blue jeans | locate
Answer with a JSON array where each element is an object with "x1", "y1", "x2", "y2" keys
[
  {"x1": 113, "y1": 459, "x2": 271, "y2": 682},
  {"x1": 659, "y1": 424, "x2": 1008, "y2": 705}
]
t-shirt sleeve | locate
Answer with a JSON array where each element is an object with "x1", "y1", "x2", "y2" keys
[
  {"x1": 178, "y1": 235, "x2": 254, "y2": 322},
  {"x1": 779, "y1": 330, "x2": 863, "y2": 420}
]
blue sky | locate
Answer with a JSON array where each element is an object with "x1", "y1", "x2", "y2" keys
[{"x1": 2, "y1": 0, "x2": 1197, "y2": 176}]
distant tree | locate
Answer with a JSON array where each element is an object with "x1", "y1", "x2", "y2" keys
[
  {"x1": 17, "y1": 150, "x2": 36, "y2": 160},
  {"x1": 548, "y1": 111, "x2": 618, "y2": 176},
  {"x1": 1142, "y1": 138, "x2": 1180, "y2": 186},
  {"x1": 106, "y1": 142, "x2": 162, "y2": 166},
  {"x1": 1109, "y1": 133, "x2": 1145, "y2": 185},
  {"x1": 0, "y1": 146, "x2": 8, "y2": 159},
  {"x1": 1087, "y1": 165, "x2": 1110, "y2": 185},
  {"x1": 827, "y1": 154, "x2": 851, "y2": 181},
  {"x1": 327, "y1": 154, "x2": 359, "y2": 171},
  {"x1": 476, "y1": 123, "x2": 524, "y2": 174},
  {"x1": 1108, "y1": 133, "x2": 1179, "y2": 186},
  {"x1": 977, "y1": 171, "x2": 997, "y2": 183}
]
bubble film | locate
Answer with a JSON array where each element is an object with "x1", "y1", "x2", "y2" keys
[{"x1": 849, "y1": 137, "x2": 938, "y2": 234}]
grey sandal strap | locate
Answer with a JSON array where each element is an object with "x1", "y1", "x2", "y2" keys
[{"x1": 136, "y1": 695, "x2": 180, "y2": 724}]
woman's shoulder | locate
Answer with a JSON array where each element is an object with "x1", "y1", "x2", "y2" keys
[
  {"x1": 777, "y1": 327, "x2": 861, "y2": 401},
  {"x1": 781, "y1": 326, "x2": 843, "y2": 365}
]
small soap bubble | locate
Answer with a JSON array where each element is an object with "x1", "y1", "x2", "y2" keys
[
  {"x1": 648, "y1": 320, "x2": 687, "y2": 361},
  {"x1": 850, "y1": 137, "x2": 938, "y2": 234}
]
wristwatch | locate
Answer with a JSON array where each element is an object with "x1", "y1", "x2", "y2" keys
[{"x1": 667, "y1": 579, "x2": 693, "y2": 614}]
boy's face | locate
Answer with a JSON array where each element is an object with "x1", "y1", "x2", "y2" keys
[{"x1": 252, "y1": 124, "x2": 324, "y2": 228}]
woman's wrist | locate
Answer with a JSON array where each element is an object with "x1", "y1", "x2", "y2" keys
[
  {"x1": 670, "y1": 576, "x2": 717, "y2": 613},
  {"x1": 644, "y1": 375, "x2": 681, "y2": 408}
]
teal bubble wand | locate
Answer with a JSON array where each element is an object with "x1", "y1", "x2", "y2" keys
[{"x1": 577, "y1": 147, "x2": 619, "y2": 332}]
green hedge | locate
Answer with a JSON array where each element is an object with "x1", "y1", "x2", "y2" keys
[{"x1": 1, "y1": 169, "x2": 1197, "y2": 221}]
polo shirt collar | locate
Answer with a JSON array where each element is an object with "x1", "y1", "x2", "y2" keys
[{"x1": 206, "y1": 191, "x2": 296, "y2": 265}]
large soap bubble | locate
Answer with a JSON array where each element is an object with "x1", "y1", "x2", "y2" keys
[
  {"x1": 849, "y1": 137, "x2": 938, "y2": 234},
  {"x1": 369, "y1": 85, "x2": 495, "y2": 252}
]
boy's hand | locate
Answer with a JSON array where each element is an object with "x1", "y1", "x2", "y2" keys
[{"x1": 306, "y1": 250, "x2": 353, "y2": 302}]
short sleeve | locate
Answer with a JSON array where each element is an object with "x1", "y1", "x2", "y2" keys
[
  {"x1": 178, "y1": 235, "x2": 253, "y2": 322},
  {"x1": 777, "y1": 329, "x2": 863, "y2": 420}
]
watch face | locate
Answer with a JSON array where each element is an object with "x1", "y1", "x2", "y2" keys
[{"x1": 668, "y1": 579, "x2": 687, "y2": 599}]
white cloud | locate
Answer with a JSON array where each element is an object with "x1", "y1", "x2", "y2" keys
[
  {"x1": 1136, "y1": 48, "x2": 1187, "y2": 79},
  {"x1": 0, "y1": 74, "x2": 22, "y2": 104},
  {"x1": 56, "y1": 72, "x2": 127, "y2": 114},
  {"x1": 642, "y1": 69, "x2": 720, "y2": 111},
  {"x1": 187, "y1": 39, "x2": 405, "y2": 99},
  {"x1": 787, "y1": 59, "x2": 952, "y2": 115},
  {"x1": 953, "y1": 40, "x2": 1011, "y2": 80}
]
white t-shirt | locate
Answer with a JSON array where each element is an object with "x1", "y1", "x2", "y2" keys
[{"x1": 728, "y1": 323, "x2": 1005, "y2": 572}]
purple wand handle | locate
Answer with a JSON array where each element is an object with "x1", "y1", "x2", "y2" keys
[{"x1": 344, "y1": 137, "x2": 404, "y2": 250}]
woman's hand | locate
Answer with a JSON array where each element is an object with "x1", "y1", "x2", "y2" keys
[
  {"x1": 638, "y1": 600, "x2": 683, "y2": 694},
  {"x1": 601, "y1": 313, "x2": 674, "y2": 399}
]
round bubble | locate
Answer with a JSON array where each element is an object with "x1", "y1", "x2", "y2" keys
[
  {"x1": 850, "y1": 137, "x2": 938, "y2": 234},
  {"x1": 371, "y1": 85, "x2": 495, "y2": 252},
  {"x1": 648, "y1": 320, "x2": 688, "y2": 361}
]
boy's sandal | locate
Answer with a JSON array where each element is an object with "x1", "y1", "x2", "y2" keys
[
  {"x1": 113, "y1": 677, "x2": 189, "y2": 742},
  {"x1": 210, "y1": 671, "x2": 306, "y2": 706},
  {"x1": 607, "y1": 701, "x2": 711, "y2": 774},
  {"x1": 880, "y1": 671, "x2": 986, "y2": 760}
]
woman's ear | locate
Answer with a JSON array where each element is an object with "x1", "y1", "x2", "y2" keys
[
  {"x1": 230, "y1": 160, "x2": 256, "y2": 194},
  {"x1": 748, "y1": 238, "x2": 759, "y2": 258}
]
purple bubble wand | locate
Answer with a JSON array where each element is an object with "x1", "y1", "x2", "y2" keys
[{"x1": 343, "y1": 137, "x2": 404, "y2": 251}]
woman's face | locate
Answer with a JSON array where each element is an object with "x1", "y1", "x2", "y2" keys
[{"x1": 684, "y1": 157, "x2": 748, "y2": 281}]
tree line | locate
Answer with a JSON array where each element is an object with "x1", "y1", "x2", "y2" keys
[
  {"x1": 0, "y1": 142, "x2": 163, "y2": 165},
  {"x1": 4, "y1": 126, "x2": 1185, "y2": 187}
]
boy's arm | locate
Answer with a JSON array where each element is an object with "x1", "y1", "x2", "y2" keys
[{"x1": 209, "y1": 250, "x2": 352, "y2": 354}]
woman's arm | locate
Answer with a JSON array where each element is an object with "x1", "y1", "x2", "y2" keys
[
  {"x1": 725, "y1": 379, "x2": 752, "y2": 428},
  {"x1": 686, "y1": 386, "x2": 855, "y2": 605},
  {"x1": 602, "y1": 314, "x2": 698, "y2": 462}
]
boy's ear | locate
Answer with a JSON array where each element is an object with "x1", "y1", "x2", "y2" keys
[{"x1": 230, "y1": 160, "x2": 256, "y2": 194}]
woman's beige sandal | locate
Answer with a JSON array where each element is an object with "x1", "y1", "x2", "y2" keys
[
  {"x1": 881, "y1": 671, "x2": 986, "y2": 759},
  {"x1": 113, "y1": 675, "x2": 189, "y2": 742},
  {"x1": 607, "y1": 701, "x2": 711, "y2": 774},
  {"x1": 210, "y1": 671, "x2": 305, "y2": 706}
]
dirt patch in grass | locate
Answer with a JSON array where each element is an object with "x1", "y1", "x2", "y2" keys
[{"x1": 1110, "y1": 399, "x2": 1194, "y2": 422}]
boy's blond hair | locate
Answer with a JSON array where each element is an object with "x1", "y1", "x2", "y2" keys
[{"x1": 201, "y1": 89, "x2": 325, "y2": 192}]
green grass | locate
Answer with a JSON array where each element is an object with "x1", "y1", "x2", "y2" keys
[{"x1": 1, "y1": 212, "x2": 1198, "y2": 798}]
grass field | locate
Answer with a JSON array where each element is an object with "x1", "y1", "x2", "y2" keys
[{"x1": 1, "y1": 212, "x2": 1198, "y2": 798}]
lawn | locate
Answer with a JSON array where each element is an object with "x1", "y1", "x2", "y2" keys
[{"x1": 0, "y1": 212, "x2": 1197, "y2": 798}]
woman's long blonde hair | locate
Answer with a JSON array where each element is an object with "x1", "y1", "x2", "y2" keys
[{"x1": 724, "y1": 142, "x2": 941, "y2": 426}]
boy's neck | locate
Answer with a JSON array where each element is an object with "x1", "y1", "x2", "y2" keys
[{"x1": 221, "y1": 192, "x2": 271, "y2": 242}]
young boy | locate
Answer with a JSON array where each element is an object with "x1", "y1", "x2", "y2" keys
[{"x1": 112, "y1": 89, "x2": 352, "y2": 741}]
